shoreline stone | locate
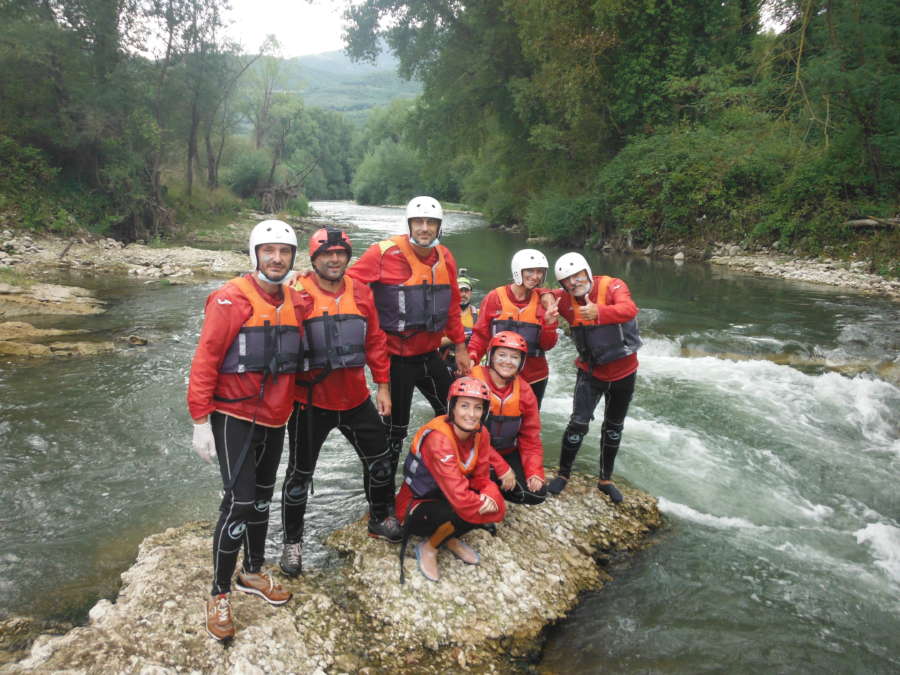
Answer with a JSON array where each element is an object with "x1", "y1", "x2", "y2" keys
[{"x1": 1, "y1": 474, "x2": 661, "y2": 673}]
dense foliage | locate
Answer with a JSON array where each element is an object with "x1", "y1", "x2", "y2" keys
[
  {"x1": 345, "y1": 0, "x2": 899, "y2": 255},
  {"x1": 0, "y1": 1, "x2": 360, "y2": 240}
]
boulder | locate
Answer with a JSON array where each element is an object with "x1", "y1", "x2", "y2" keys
[{"x1": 4, "y1": 475, "x2": 660, "y2": 673}]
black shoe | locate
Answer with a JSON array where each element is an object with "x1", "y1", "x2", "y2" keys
[
  {"x1": 279, "y1": 541, "x2": 302, "y2": 577},
  {"x1": 368, "y1": 515, "x2": 403, "y2": 543},
  {"x1": 547, "y1": 475, "x2": 569, "y2": 495},
  {"x1": 597, "y1": 482, "x2": 623, "y2": 504}
]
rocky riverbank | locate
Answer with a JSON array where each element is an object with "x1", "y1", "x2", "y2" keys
[{"x1": 1, "y1": 475, "x2": 661, "y2": 673}]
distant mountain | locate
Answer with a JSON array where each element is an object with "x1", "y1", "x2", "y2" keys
[{"x1": 283, "y1": 49, "x2": 420, "y2": 123}]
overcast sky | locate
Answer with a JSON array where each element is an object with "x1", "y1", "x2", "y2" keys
[{"x1": 224, "y1": 0, "x2": 348, "y2": 57}]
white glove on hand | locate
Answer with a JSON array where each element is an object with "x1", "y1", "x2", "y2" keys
[{"x1": 192, "y1": 421, "x2": 216, "y2": 464}]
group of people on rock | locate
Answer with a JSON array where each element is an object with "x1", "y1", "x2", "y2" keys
[{"x1": 187, "y1": 196, "x2": 642, "y2": 642}]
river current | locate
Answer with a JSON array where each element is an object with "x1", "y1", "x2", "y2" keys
[{"x1": 1, "y1": 202, "x2": 898, "y2": 671}]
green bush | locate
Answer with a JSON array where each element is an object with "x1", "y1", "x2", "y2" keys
[
  {"x1": 351, "y1": 141, "x2": 425, "y2": 205},
  {"x1": 226, "y1": 148, "x2": 273, "y2": 198},
  {"x1": 285, "y1": 196, "x2": 310, "y2": 218},
  {"x1": 591, "y1": 108, "x2": 804, "y2": 245},
  {"x1": 524, "y1": 193, "x2": 596, "y2": 242}
]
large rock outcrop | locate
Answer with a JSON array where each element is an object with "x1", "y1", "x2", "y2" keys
[{"x1": 3, "y1": 475, "x2": 661, "y2": 673}]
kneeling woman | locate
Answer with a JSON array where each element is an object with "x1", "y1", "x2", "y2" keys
[
  {"x1": 470, "y1": 331, "x2": 546, "y2": 504},
  {"x1": 397, "y1": 377, "x2": 506, "y2": 582}
]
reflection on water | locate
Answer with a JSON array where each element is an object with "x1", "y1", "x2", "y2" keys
[{"x1": 0, "y1": 201, "x2": 898, "y2": 672}]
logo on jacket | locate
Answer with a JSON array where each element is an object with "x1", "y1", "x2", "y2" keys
[
  {"x1": 439, "y1": 454, "x2": 454, "y2": 463},
  {"x1": 217, "y1": 298, "x2": 232, "y2": 305}
]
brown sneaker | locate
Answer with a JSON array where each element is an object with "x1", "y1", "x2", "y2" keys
[
  {"x1": 206, "y1": 593, "x2": 235, "y2": 641},
  {"x1": 235, "y1": 570, "x2": 292, "y2": 606}
]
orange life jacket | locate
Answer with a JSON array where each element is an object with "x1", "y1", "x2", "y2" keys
[
  {"x1": 490, "y1": 285, "x2": 544, "y2": 357},
  {"x1": 568, "y1": 275, "x2": 642, "y2": 365},
  {"x1": 471, "y1": 365, "x2": 522, "y2": 452},
  {"x1": 461, "y1": 303, "x2": 478, "y2": 341},
  {"x1": 292, "y1": 274, "x2": 367, "y2": 371},
  {"x1": 371, "y1": 235, "x2": 453, "y2": 334},
  {"x1": 218, "y1": 276, "x2": 302, "y2": 380},
  {"x1": 403, "y1": 416, "x2": 483, "y2": 499}
]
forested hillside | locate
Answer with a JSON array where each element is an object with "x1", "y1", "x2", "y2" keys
[
  {"x1": 345, "y1": 0, "x2": 899, "y2": 268},
  {"x1": 0, "y1": 0, "x2": 897, "y2": 271}
]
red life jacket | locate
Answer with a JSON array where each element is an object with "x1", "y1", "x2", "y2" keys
[
  {"x1": 292, "y1": 274, "x2": 367, "y2": 371},
  {"x1": 403, "y1": 416, "x2": 483, "y2": 499},
  {"x1": 568, "y1": 276, "x2": 642, "y2": 366},
  {"x1": 470, "y1": 365, "x2": 522, "y2": 453},
  {"x1": 371, "y1": 235, "x2": 453, "y2": 335},
  {"x1": 490, "y1": 285, "x2": 544, "y2": 357}
]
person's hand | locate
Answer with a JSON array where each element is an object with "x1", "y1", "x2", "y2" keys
[
  {"x1": 454, "y1": 343, "x2": 472, "y2": 375},
  {"x1": 192, "y1": 420, "x2": 216, "y2": 464},
  {"x1": 578, "y1": 300, "x2": 598, "y2": 322},
  {"x1": 478, "y1": 493, "x2": 499, "y2": 514},
  {"x1": 527, "y1": 476, "x2": 545, "y2": 493},
  {"x1": 499, "y1": 468, "x2": 516, "y2": 492},
  {"x1": 540, "y1": 292, "x2": 560, "y2": 322},
  {"x1": 375, "y1": 383, "x2": 392, "y2": 416}
]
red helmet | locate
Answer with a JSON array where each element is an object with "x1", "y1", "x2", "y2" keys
[
  {"x1": 308, "y1": 228, "x2": 352, "y2": 260},
  {"x1": 447, "y1": 376, "x2": 491, "y2": 428},
  {"x1": 488, "y1": 330, "x2": 527, "y2": 373}
]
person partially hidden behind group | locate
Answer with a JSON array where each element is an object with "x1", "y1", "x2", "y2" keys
[
  {"x1": 469, "y1": 331, "x2": 547, "y2": 505},
  {"x1": 188, "y1": 220, "x2": 302, "y2": 642},
  {"x1": 279, "y1": 227, "x2": 401, "y2": 579},
  {"x1": 396, "y1": 377, "x2": 507, "y2": 583}
]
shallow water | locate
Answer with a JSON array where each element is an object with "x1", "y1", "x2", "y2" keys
[{"x1": 1, "y1": 202, "x2": 898, "y2": 671}]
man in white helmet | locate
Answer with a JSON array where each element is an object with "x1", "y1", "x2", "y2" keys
[
  {"x1": 187, "y1": 219, "x2": 303, "y2": 641},
  {"x1": 348, "y1": 196, "x2": 472, "y2": 481},
  {"x1": 543, "y1": 252, "x2": 642, "y2": 504},
  {"x1": 467, "y1": 249, "x2": 560, "y2": 408}
]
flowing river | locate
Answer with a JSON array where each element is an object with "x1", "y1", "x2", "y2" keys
[{"x1": 1, "y1": 202, "x2": 898, "y2": 671}]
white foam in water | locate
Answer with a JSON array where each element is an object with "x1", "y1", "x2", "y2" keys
[
  {"x1": 855, "y1": 523, "x2": 900, "y2": 585},
  {"x1": 658, "y1": 497, "x2": 762, "y2": 530}
]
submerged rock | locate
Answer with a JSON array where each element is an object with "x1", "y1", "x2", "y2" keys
[
  {"x1": 0, "y1": 282, "x2": 105, "y2": 318},
  {"x1": 3, "y1": 475, "x2": 660, "y2": 673}
]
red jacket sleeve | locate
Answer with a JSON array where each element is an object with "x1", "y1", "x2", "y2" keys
[
  {"x1": 421, "y1": 430, "x2": 505, "y2": 523},
  {"x1": 356, "y1": 282, "x2": 390, "y2": 383},
  {"x1": 346, "y1": 243, "x2": 383, "y2": 285},
  {"x1": 467, "y1": 290, "x2": 500, "y2": 361},
  {"x1": 485, "y1": 445, "x2": 512, "y2": 480},
  {"x1": 598, "y1": 278, "x2": 638, "y2": 324},
  {"x1": 186, "y1": 285, "x2": 250, "y2": 420},
  {"x1": 442, "y1": 247, "x2": 466, "y2": 345},
  {"x1": 516, "y1": 380, "x2": 545, "y2": 480}
]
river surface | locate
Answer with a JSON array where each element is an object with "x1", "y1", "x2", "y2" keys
[{"x1": 1, "y1": 201, "x2": 898, "y2": 672}]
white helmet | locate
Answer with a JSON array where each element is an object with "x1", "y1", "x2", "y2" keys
[
  {"x1": 554, "y1": 252, "x2": 592, "y2": 284},
  {"x1": 510, "y1": 249, "x2": 549, "y2": 285},
  {"x1": 249, "y1": 219, "x2": 297, "y2": 282},
  {"x1": 406, "y1": 195, "x2": 443, "y2": 223},
  {"x1": 405, "y1": 196, "x2": 443, "y2": 248}
]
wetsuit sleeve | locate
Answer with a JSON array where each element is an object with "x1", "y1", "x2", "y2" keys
[
  {"x1": 443, "y1": 249, "x2": 466, "y2": 344},
  {"x1": 598, "y1": 278, "x2": 638, "y2": 324},
  {"x1": 346, "y1": 243, "x2": 383, "y2": 284},
  {"x1": 358, "y1": 283, "x2": 389, "y2": 383},
  {"x1": 467, "y1": 290, "x2": 499, "y2": 361},
  {"x1": 186, "y1": 286, "x2": 250, "y2": 420},
  {"x1": 517, "y1": 381, "x2": 545, "y2": 480},
  {"x1": 421, "y1": 433, "x2": 493, "y2": 523}
]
